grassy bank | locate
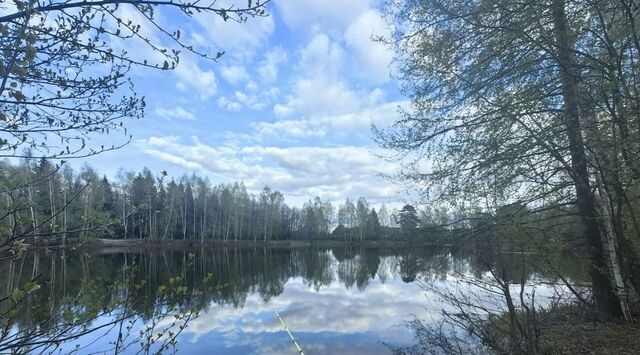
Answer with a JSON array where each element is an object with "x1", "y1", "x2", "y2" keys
[
  {"x1": 484, "y1": 302, "x2": 640, "y2": 354},
  {"x1": 537, "y1": 304, "x2": 640, "y2": 354}
]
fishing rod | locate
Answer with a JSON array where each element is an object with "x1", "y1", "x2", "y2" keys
[{"x1": 274, "y1": 309, "x2": 305, "y2": 355}]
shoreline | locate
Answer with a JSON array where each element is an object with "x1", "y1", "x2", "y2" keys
[
  {"x1": 1, "y1": 238, "x2": 448, "y2": 259},
  {"x1": 87, "y1": 238, "x2": 437, "y2": 250}
]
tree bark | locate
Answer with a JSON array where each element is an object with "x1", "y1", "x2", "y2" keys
[{"x1": 596, "y1": 175, "x2": 632, "y2": 320}]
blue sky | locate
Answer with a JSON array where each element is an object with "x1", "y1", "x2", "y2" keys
[{"x1": 81, "y1": 0, "x2": 410, "y2": 206}]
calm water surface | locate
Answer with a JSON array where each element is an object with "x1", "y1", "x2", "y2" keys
[{"x1": 0, "y1": 245, "x2": 585, "y2": 354}]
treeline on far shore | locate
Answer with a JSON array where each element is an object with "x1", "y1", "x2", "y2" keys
[{"x1": 1, "y1": 158, "x2": 584, "y2": 251}]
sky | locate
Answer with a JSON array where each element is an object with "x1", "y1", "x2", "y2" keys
[{"x1": 77, "y1": 0, "x2": 411, "y2": 207}]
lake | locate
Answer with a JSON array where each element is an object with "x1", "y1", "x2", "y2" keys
[{"x1": 0, "y1": 245, "x2": 586, "y2": 354}]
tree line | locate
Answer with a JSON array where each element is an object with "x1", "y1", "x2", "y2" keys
[{"x1": 0, "y1": 158, "x2": 446, "y2": 247}]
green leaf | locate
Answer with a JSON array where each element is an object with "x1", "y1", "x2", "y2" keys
[
  {"x1": 10, "y1": 289, "x2": 24, "y2": 303},
  {"x1": 24, "y1": 281, "x2": 40, "y2": 293}
]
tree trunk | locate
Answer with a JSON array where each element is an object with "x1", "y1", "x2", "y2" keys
[
  {"x1": 596, "y1": 175, "x2": 632, "y2": 320},
  {"x1": 552, "y1": 0, "x2": 622, "y2": 319},
  {"x1": 163, "y1": 189, "x2": 174, "y2": 240},
  {"x1": 122, "y1": 192, "x2": 127, "y2": 239},
  {"x1": 263, "y1": 207, "x2": 268, "y2": 242}
]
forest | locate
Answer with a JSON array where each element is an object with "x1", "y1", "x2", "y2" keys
[{"x1": 0, "y1": 158, "x2": 438, "y2": 247}]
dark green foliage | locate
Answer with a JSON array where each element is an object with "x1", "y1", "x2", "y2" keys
[
  {"x1": 0, "y1": 160, "x2": 341, "y2": 248},
  {"x1": 398, "y1": 205, "x2": 419, "y2": 237},
  {"x1": 366, "y1": 209, "x2": 381, "y2": 238}
]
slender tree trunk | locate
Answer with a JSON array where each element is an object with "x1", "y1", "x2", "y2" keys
[
  {"x1": 552, "y1": 0, "x2": 622, "y2": 319},
  {"x1": 217, "y1": 206, "x2": 223, "y2": 241},
  {"x1": 27, "y1": 184, "x2": 37, "y2": 242},
  {"x1": 122, "y1": 192, "x2": 127, "y2": 239},
  {"x1": 225, "y1": 210, "x2": 231, "y2": 242},
  {"x1": 62, "y1": 188, "x2": 67, "y2": 245},
  {"x1": 49, "y1": 179, "x2": 55, "y2": 235},
  {"x1": 182, "y1": 195, "x2": 187, "y2": 240},
  {"x1": 263, "y1": 207, "x2": 268, "y2": 242},
  {"x1": 596, "y1": 176, "x2": 632, "y2": 320},
  {"x1": 202, "y1": 195, "x2": 207, "y2": 242},
  {"x1": 193, "y1": 194, "x2": 196, "y2": 241},
  {"x1": 212, "y1": 205, "x2": 217, "y2": 241},
  {"x1": 163, "y1": 188, "x2": 174, "y2": 240},
  {"x1": 83, "y1": 191, "x2": 89, "y2": 240},
  {"x1": 6, "y1": 194, "x2": 16, "y2": 239},
  {"x1": 581, "y1": 85, "x2": 640, "y2": 302},
  {"x1": 234, "y1": 203, "x2": 239, "y2": 241}
]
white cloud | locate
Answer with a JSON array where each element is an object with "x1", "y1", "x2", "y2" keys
[
  {"x1": 344, "y1": 9, "x2": 393, "y2": 83},
  {"x1": 217, "y1": 90, "x2": 273, "y2": 111},
  {"x1": 218, "y1": 86, "x2": 280, "y2": 111},
  {"x1": 270, "y1": 29, "x2": 390, "y2": 120},
  {"x1": 266, "y1": 87, "x2": 280, "y2": 98},
  {"x1": 220, "y1": 65, "x2": 250, "y2": 85},
  {"x1": 298, "y1": 33, "x2": 345, "y2": 79},
  {"x1": 274, "y1": 78, "x2": 359, "y2": 118},
  {"x1": 260, "y1": 100, "x2": 407, "y2": 140},
  {"x1": 245, "y1": 80, "x2": 259, "y2": 91},
  {"x1": 174, "y1": 55, "x2": 217, "y2": 99},
  {"x1": 276, "y1": 0, "x2": 372, "y2": 34},
  {"x1": 274, "y1": 1, "x2": 392, "y2": 85},
  {"x1": 192, "y1": 5, "x2": 275, "y2": 60},
  {"x1": 257, "y1": 46, "x2": 288, "y2": 82},
  {"x1": 217, "y1": 96, "x2": 242, "y2": 111},
  {"x1": 154, "y1": 106, "x2": 196, "y2": 120},
  {"x1": 252, "y1": 120, "x2": 326, "y2": 139},
  {"x1": 137, "y1": 136, "x2": 400, "y2": 205},
  {"x1": 273, "y1": 103, "x2": 294, "y2": 117}
]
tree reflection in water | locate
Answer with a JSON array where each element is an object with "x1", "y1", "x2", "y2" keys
[{"x1": 0, "y1": 245, "x2": 586, "y2": 353}]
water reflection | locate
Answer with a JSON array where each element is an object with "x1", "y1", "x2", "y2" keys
[{"x1": 0, "y1": 246, "x2": 587, "y2": 354}]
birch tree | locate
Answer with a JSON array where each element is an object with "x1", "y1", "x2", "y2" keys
[{"x1": 378, "y1": 0, "x2": 640, "y2": 319}]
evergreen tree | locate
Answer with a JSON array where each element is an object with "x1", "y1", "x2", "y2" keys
[{"x1": 397, "y1": 205, "x2": 419, "y2": 238}]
